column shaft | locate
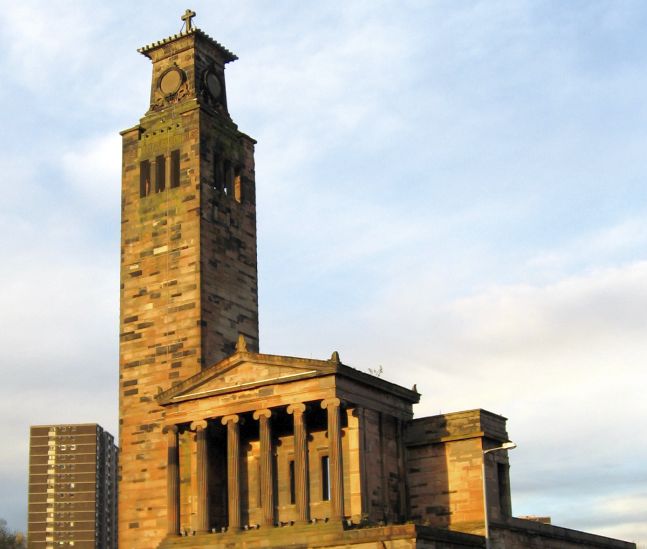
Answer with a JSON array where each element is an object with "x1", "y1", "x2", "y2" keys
[
  {"x1": 192, "y1": 420, "x2": 209, "y2": 532},
  {"x1": 222, "y1": 415, "x2": 241, "y2": 530},
  {"x1": 254, "y1": 409, "x2": 274, "y2": 527},
  {"x1": 288, "y1": 404, "x2": 309, "y2": 522},
  {"x1": 323, "y1": 399, "x2": 344, "y2": 520},
  {"x1": 164, "y1": 425, "x2": 180, "y2": 535}
]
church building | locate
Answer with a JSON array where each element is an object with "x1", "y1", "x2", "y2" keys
[{"x1": 118, "y1": 11, "x2": 636, "y2": 549}]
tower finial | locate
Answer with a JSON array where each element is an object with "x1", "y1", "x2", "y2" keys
[{"x1": 181, "y1": 9, "x2": 196, "y2": 32}]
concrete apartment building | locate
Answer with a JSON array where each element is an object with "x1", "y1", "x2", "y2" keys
[
  {"x1": 27, "y1": 424, "x2": 117, "y2": 549},
  {"x1": 115, "y1": 10, "x2": 636, "y2": 549}
]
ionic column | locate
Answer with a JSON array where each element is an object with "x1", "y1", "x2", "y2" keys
[
  {"x1": 322, "y1": 398, "x2": 344, "y2": 520},
  {"x1": 287, "y1": 403, "x2": 309, "y2": 523},
  {"x1": 253, "y1": 409, "x2": 274, "y2": 527},
  {"x1": 163, "y1": 425, "x2": 180, "y2": 535},
  {"x1": 221, "y1": 415, "x2": 241, "y2": 531},
  {"x1": 191, "y1": 420, "x2": 209, "y2": 532}
]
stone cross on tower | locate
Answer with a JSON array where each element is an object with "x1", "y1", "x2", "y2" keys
[{"x1": 181, "y1": 9, "x2": 196, "y2": 32}]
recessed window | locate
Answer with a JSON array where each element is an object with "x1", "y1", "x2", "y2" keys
[
  {"x1": 213, "y1": 153, "x2": 223, "y2": 191},
  {"x1": 223, "y1": 160, "x2": 232, "y2": 195},
  {"x1": 155, "y1": 155, "x2": 166, "y2": 192},
  {"x1": 289, "y1": 460, "x2": 296, "y2": 504},
  {"x1": 234, "y1": 167, "x2": 242, "y2": 203},
  {"x1": 140, "y1": 160, "x2": 151, "y2": 198},
  {"x1": 170, "y1": 150, "x2": 180, "y2": 188},
  {"x1": 321, "y1": 455, "x2": 330, "y2": 501}
]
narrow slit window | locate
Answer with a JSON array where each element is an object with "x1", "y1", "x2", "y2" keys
[
  {"x1": 289, "y1": 460, "x2": 296, "y2": 504},
  {"x1": 139, "y1": 160, "x2": 151, "y2": 198},
  {"x1": 170, "y1": 150, "x2": 180, "y2": 188},
  {"x1": 497, "y1": 462, "x2": 510, "y2": 517},
  {"x1": 213, "y1": 153, "x2": 223, "y2": 191},
  {"x1": 321, "y1": 455, "x2": 330, "y2": 501},
  {"x1": 155, "y1": 154, "x2": 166, "y2": 192},
  {"x1": 234, "y1": 167, "x2": 242, "y2": 203},
  {"x1": 223, "y1": 160, "x2": 232, "y2": 195}
]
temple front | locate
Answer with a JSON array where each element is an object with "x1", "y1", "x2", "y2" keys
[{"x1": 118, "y1": 11, "x2": 636, "y2": 549}]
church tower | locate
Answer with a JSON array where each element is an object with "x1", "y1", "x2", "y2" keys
[{"x1": 118, "y1": 11, "x2": 258, "y2": 548}]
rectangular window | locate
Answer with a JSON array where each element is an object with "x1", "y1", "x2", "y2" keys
[
  {"x1": 139, "y1": 160, "x2": 151, "y2": 198},
  {"x1": 170, "y1": 150, "x2": 180, "y2": 188},
  {"x1": 223, "y1": 160, "x2": 232, "y2": 195},
  {"x1": 321, "y1": 455, "x2": 330, "y2": 501},
  {"x1": 155, "y1": 155, "x2": 166, "y2": 192},
  {"x1": 289, "y1": 460, "x2": 296, "y2": 504},
  {"x1": 213, "y1": 153, "x2": 223, "y2": 191},
  {"x1": 234, "y1": 167, "x2": 242, "y2": 203},
  {"x1": 497, "y1": 462, "x2": 510, "y2": 517}
]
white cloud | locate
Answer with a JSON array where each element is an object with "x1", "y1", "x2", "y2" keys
[
  {"x1": 61, "y1": 133, "x2": 122, "y2": 211},
  {"x1": 352, "y1": 261, "x2": 646, "y2": 537},
  {"x1": 0, "y1": 3, "x2": 106, "y2": 91}
]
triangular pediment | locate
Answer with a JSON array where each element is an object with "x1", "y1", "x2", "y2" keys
[{"x1": 157, "y1": 351, "x2": 339, "y2": 405}]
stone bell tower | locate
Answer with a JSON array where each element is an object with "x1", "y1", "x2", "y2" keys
[{"x1": 118, "y1": 10, "x2": 259, "y2": 548}]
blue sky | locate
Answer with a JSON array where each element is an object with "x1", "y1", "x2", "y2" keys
[{"x1": 0, "y1": 1, "x2": 645, "y2": 545}]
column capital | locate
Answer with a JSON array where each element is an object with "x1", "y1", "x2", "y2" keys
[
  {"x1": 162, "y1": 424, "x2": 179, "y2": 435},
  {"x1": 190, "y1": 419, "x2": 208, "y2": 432},
  {"x1": 221, "y1": 414, "x2": 240, "y2": 426},
  {"x1": 253, "y1": 408, "x2": 272, "y2": 420},
  {"x1": 347, "y1": 405, "x2": 365, "y2": 417},
  {"x1": 321, "y1": 397, "x2": 342, "y2": 410},
  {"x1": 287, "y1": 402, "x2": 306, "y2": 415}
]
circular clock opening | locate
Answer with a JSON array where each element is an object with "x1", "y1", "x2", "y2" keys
[
  {"x1": 159, "y1": 68, "x2": 184, "y2": 95},
  {"x1": 206, "y1": 72, "x2": 222, "y2": 100}
]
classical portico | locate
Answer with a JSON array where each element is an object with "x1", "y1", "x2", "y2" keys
[{"x1": 155, "y1": 344, "x2": 418, "y2": 538}]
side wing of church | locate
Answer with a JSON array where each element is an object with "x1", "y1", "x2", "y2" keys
[{"x1": 118, "y1": 12, "x2": 636, "y2": 549}]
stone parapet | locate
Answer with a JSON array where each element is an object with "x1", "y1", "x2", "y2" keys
[
  {"x1": 491, "y1": 519, "x2": 636, "y2": 549},
  {"x1": 406, "y1": 409, "x2": 508, "y2": 446}
]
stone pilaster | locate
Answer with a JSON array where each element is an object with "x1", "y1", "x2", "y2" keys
[
  {"x1": 346, "y1": 406, "x2": 367, "y2": 522},
  {"x1": 287, "y1": 403, "x2": 309, "y2": 522},
  {"x1": 163, "y1": 425, "x2": 180, "y2": 535},
  {"x1": 221, "y1": 415, "x2": 241, "y2": 530},
  {"x1": 322, "y1": 398, "x2": 344, "y2": 520},
  {"x1": 191, "y1": 420, "x2": 209, "y2": 532},
  {"x1": 253, "y1": 409, "x2": 274, "y2": 527}
]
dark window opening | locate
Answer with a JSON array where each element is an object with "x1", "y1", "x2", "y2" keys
[
  {"x1": 289, "y1": 460, "x2": 296, "y2": 504},
  {"x1": 139, "y1": 160, "x2": 151, "y2": 198},
  {"x1": 321, "y1": 455, "x2": 330, "y2": 501},
  {"x1": 155, "y1": 155, "x2": 166, "y2": 192},
  {"x1": 213, "y1": 153, "x2": 223, "y2": 191},
  {"x1": 223, "y1": 160, "x2": 232, "y2": 196},
  {"x1": 497, "y1": 462, "x2": 511, "y2": 517},
  {"x1": 170, "y1": 150, "x2": 180, "y2": 188}
]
